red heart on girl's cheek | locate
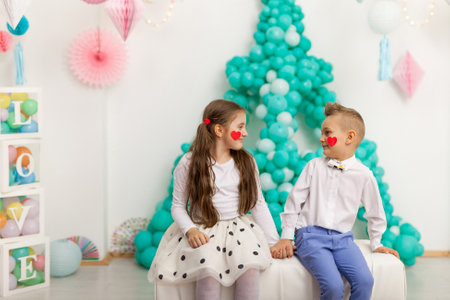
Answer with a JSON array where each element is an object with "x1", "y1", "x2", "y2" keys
[
  {"x1": 231, "y1": 131, "x2": 241, "y2": 141},
  {"x1": 327, "y1": 136, "x2": 337, "y2": 147}
]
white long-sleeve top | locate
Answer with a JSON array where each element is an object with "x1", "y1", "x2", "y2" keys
[
  {"x1": 171, "y1": 152, "x2": 279, "y2": 246},
  {"x1": 280, "y1": 155, "x2": 387, "y2": 251}
]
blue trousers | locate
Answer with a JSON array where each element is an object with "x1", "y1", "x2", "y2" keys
[{"x1": 294, "y1": 226, "x2": 374, "y2": 300}]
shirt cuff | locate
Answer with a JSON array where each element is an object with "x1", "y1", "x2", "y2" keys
[
  {"x1": 370, "y1": 239, "x2": 383, "y2": 251},
  {"x1": 281, "y1": 227, "x2": 295, "y2": 240}
]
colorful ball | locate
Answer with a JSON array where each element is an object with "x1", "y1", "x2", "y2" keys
[
  {"x1": 150, "y1": 209, "x2": 173, "y2": 232},
  {"x1": 6, "y1": 202, "x2": 23, "y2": 219},
  {"x1": 14, "y1": 146, "x2": 32, "y2": 167},
  {"x1": 0, "y1": 215, "x2": 6, "y2": 229},
  {"x1": 140, "y1": 246, "x2": 157, "y2": 268},
  {"x1": 21, "y1": 218, "x2": 40, "y2": 235},
  {"x1": 134, "y1": 230, "x2": 152, "y2": 251},
  {"x1": 32, "y1": 254, "x2": 46, "y2": 272},
  {"x1": 9, "y1": 274, "x2": 17, "y2": 290},
  {"x1": 10, "y1": 93, "x2": 28, "y2": 101},
  {"x1": 1, "y1": 220, "x2": 20, "y2": 238}
]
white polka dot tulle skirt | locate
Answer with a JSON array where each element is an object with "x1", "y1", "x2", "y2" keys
[{"x1": 148, "y1": 215, "x2": 272, "y2": 287}]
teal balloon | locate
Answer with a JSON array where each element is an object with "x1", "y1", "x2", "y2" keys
[
  {"x1": 268, "y1": 122, "x2": 289, "y2": 143},
  {"x1": 294, "y1": 160, "x2": 307, "y2": 176},
  {"x1": 266, "y1": 26, "x2": 285, "y2": 43},
  {"x1": 278, "y1": 14, "x2": 292, "y2": 30},
  {"x1": 223, "y1": 89, "x2": 238, "y2": 100},
  {"x1": 249, "y1": 45, "x2": 264, "y2": 62},
  {"x1": 278, "y1": 65, "x2": 296, "y2": 80},
  {"x1": 415, "y1": 243, "x2": 424, "y2": 256},
  {"x1": 269, "y1": 56, "x2": 284, "y2": 69},
  {"x1": 18, "y1": 120, "x2": 38, "y2": 133},
  {"x1": 285, "y1": 91, "x2": 302, "y2": 107},
  {"x1": 271, "y1": 169, "x2": 285, "y2": 183},
  {"x1": 394, "y1": 235, "x2": 418, "y2": 263},
  {"x1": 152, "y1": 231, "x2": 165, "y2": 247},
  {"x1": 273, "y1": 151, "x2": 289, "y2": 168},
  {"x1": 254, "y1": 153, "x2": 267, "y2": 170},
  {"x1": 15, "y1": 168, "x2": 36, "y2": 185},
  {"x1": 241, "y1": 72, "x2": 254, "y2": 88},
  {"x1": 21, "y1": 99, "x2": 38, "y2": 116},
  {"x1": 265, "y1": 189, "x2": 279, "y2": 203},
  {"x1": 134, "y1": 231, "x2": 152, "y2": 251},
  {"x1": 150, "y1": 209, "x2": 173, "y2": 232},
  {"x1": 254, "y1": 31, "x2": 266, "y2": 45},
  {"x1": 260, "y1": 127, "x2": 269, "y2": 139},
  {"x1": 382, "y1": 230, "x2": 397, "y2": 244},
  {"x1": 265, "y1": 160, "x2": 276, "y2": 173},
  {"x1": 263, "y1": 42, "x2": 276, "y2": 56},
  {"x1": 141, "y1": 246, "x2": 157, "y2": 268},
  {"x1": 268, "y1": 202, "x2": 283, "y2": 217},
  {"x1": 234, "y1": 95, "x2": 248, "y2": 108},
  {"x1": 9, "y1": 169, "x2": 15, "y2": 185},
  {"x1": 1, "y1": 122, "x2": 14, "y2": 134},
  {"x1": 273, "y1": 215, "x2": 282, "y2": 233},
  {"x1": 11, "y1": 247, "x2": 30, "y2": 262},
  {"x1": 279, "y1": 191, "x2": 289, "y2": 204},
  {"x1": 228, "y1": 72, "x2": 242, "y2": 89}
]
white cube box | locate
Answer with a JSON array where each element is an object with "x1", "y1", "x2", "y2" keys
[
  {"x1": 0, "y1": 189, "x2": 44, "y2": 244},
  {"x1": 0, "y1": 87, "x2": 42, "y2": 140},
  {"x1": 0, "y1": 139, "x2": 41, "y2": 193},
  {"x1": 0, "y1": 236, "x2": 50, "y2": 296}
]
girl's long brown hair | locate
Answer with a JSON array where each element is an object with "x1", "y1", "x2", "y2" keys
[{"x1": 186, "y1": 99, "x2": 258, "y2": 228}]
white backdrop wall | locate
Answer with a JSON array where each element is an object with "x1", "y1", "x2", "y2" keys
[{"x1": 0, "y1": 0, "x2": 448, "y2": 259}]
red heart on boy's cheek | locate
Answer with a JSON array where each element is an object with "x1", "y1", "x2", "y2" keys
[
  {"x1": 231, "y1": 131, "x2": 241, "y2": 141},
  {"x1": 327, "y1": 136, "x2": 337, "y2": 147}
]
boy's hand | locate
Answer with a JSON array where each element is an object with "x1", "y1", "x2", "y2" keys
[
  {"x1": 374, "y1": 246, "x2": 400, "y2": 259},
  {"x1": 270, "y1": 239, "x2": 296, "y2": 259},
  {"x1": 186, "y1": 227, "x2": 210, "y2": 248}
]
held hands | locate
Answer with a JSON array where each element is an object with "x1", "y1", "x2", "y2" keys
[
  {"x1": 270, "y1": 239, "x2": 296, "y2": 259},
  {"x1": 374, "y1": 246, "x2": 400, "y2": 259},
  {"x1": 186, "y1": 227, "x2": 210, "y2": 248}
]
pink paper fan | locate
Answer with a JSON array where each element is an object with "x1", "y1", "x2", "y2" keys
[
  {"x1": 0, "y1": 31, "x2": 13, "y2": 52},
  {"x1": 393, "y1": 51, "x2": 424, "y2": 98},
  {"x1": 68, "y1": 28, "x2": 128, "y2": 88},
  {"x1": 82, "y1": 0, "x2": 107, "y2": 4},
  {"x1": 105, "y1": 0, "x2": 145, "y2": 41}
]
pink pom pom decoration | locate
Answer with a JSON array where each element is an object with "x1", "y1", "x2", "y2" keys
[
  {"x1": 68, "y1": 28, "x2": 128, "y2": 88},
  {"x1": 105, "y1": 0, "x2": 145, "y2": 41},
  {"x1": 0, "y1": 31, "x2": 13, "y2": 52},
  {"x1": 82, "y1": 0, "x2": 107, "y2": 4},
  {"x1": 393, "y1": 51, "x2": 424, "y2": 99}
]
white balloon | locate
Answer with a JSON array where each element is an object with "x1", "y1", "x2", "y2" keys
[
  {"x1": 277, "y1": 112, "x2": 293, "y2": 125},
  {"x1": 288, "y1": 127, "x2": 295, "y2": 138},
  {"x1": 278, "y1": 182, "x2": 293, "y2": 193},
  {"x1": 255, "y1": 104, "x2": 268, "y2": 120},
  {"x1": 368, "y1": 0, "x2": 402, "y2": 35},
  {"x1": 283, "y1": 167, "x2": 294, "y2": 182},
  {"x1": 259, "y1": 83, "x2": 271, "y2": 97},
  {"x1": 267, "y1": 151, "x2": 275, "y2": 160},
  {"x1": 390, "y1": 225, "x2": 400, "y2": 235},
  {"x1": 270, "y1": 78, "x2": 290, "y2": 96},
  {"x1": 266, "y1": 70, "x2": 277, "y2": 83},
  {"x1": 256, "y1": 138, "x2": 276, "y2": 153},
  {"x1": 260, "y1": 173, "x2": 277, "y2": 191},
  {"x1": 285, "y1": 32, "x2": 300, "y2": 47}
]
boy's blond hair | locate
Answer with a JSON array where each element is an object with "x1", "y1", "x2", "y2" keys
[{"x1": 324, "y1": 102, "x2": 365, "y2": 146}]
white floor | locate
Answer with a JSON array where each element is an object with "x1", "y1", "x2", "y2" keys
[{"x1": 4, "y1": 257, "x2": 450, "y2": 300}]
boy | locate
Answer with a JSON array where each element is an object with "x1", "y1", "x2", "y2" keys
[{"x1": 271, "y1": 102, "x2": 399, "y2": 300}]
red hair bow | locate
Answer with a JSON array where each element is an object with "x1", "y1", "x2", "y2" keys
[{"x1": 204, "y1": 118, "x2": 211, "y2": 125}]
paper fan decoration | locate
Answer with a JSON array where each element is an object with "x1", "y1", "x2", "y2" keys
[
  {"x1": 393, "y1": 51, "x2": 424, "y2": 98},
  {"x1": 1, "y1": 0, "x2": 32, "y2": 30},
  {"x1": 0, "y1": 30, "x2": 12, "y2": 52},
  {"x1": 110, "y1": 217, "x2": 150, "y2": 254},
  {"x1": 82, "y1": 0, "x2": 107, "y2": 3},
  {"x1": 68, "y1": 28, "x2": 128, "y2": 88},
  {"x1": 105, "y1": 0, "x2": 145, "y2": 41},
  {"x1": 67, "y1": 236, "x2": 100, "y2": 261}
]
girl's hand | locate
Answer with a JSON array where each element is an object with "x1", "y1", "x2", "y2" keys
[
  {"x1": 186, "y1": 227, "x2": 210, "y2": 248},
  {"x1": 270, "y1": 239, "x2": 296, "y2": 259}
]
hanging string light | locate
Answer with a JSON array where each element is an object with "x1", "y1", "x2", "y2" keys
[
  {"x1": 143, "y1": 0, "x2": 175, "y2": 29},
  {"x1": 399, "y1": 0, "x2": 436, "y2": 28}
]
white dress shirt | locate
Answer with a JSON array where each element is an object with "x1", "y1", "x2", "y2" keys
[
  {"x1": 280, "y1": 155, "x2": 387, "y2": 250},
  {"x1": 171, "y1": 153, "x2": 280, "y2": 246}
]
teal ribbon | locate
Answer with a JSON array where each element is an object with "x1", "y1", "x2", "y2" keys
[
  {"x1": 14, "y1": 42, "x2": 25, "y2": 85},
  {"x1": 378, "y1": 36, "x2": 392, "y2": 81}
]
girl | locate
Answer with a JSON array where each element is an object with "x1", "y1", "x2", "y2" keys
[{"x1": 148, "y1": 99, "x2": 279, "y2": 299}]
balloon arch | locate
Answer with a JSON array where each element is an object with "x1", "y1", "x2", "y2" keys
[{"x1": 133, "y1": 0, "x2": 423, "y2": 268}]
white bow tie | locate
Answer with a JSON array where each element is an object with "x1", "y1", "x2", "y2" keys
[{"x1": 328, "y1": 159, "x2": 346, "y2": 171}]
